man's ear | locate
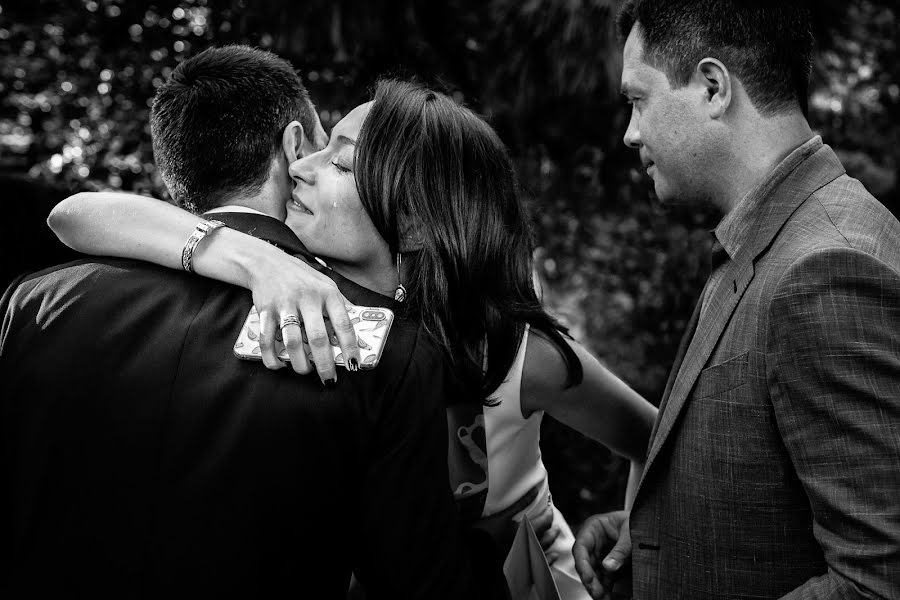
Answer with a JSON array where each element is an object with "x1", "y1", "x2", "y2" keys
[
  {"x1": 282, "y1": 115, "x2": 328, "y2": 163},
  {"x1": 281, "y1": 120, "x2": 305, "y2": 163},
  {"x1": 695, "y1": 57, "x2": 731, "y2": 119}
]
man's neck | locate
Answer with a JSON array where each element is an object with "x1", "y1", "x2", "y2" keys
[
  {"x1": 719, "y1": 112, "x2": 814, "y2": 214},
  {"x1": 214, "y1": 179, "x2": 287, "y2": 221}
]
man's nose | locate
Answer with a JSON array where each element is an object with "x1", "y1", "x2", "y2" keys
[{"x1": 623, "y1": 114, "x2": 641, "y2": 149}]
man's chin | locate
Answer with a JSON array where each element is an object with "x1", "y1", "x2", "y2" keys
[
  {"x1": 652, "y1": 182, "x2": 692, "y2": 207},
  {"x1": 651, "y1": 183, "x2": 696, "y2": 211},
  {"x1": 652, "y1": 187, "x2": 724, "y2": 227},
  {"x1": 649, "y1": 181, "x2": 671, "y2": 204}
]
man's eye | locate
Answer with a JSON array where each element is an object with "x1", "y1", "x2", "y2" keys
[{"x1": 332, "y1": 162, "x2": 352, "y2": 174}]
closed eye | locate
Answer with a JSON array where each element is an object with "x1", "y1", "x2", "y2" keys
[{"x1": 332, "y1": 161, "x2": 352, "y2": 174}]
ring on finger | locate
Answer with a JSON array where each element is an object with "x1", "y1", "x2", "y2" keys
[{"x1": 280, "y1": 314, "x2": 302, "y2": 329}]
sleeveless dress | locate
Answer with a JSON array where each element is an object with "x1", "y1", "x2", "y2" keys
[{"x1": 447, "y1": 326, "x2": 590, "y2": 600}]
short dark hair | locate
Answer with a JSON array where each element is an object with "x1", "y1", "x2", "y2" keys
[
  {"x1": 355, "y1": 79, "x2": 582, "y2": 402},
  {"x1": 150, "y1": 45, "x2": 318, "y2": 213},
  {"x1": 617, "y1": 0, "x2": 813, "y2": 116}
]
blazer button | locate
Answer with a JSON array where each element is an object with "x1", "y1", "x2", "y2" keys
[{"x1": 637, "y1": 542, "x2": 660, "y2": 551}]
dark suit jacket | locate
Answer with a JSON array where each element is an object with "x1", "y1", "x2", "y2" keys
[
  {"x1": 0, "y1": 212, "x2": 506, "y2": 599},
  {"x1": 630, "y1": 140, "x2": 900, "y2": 599}
]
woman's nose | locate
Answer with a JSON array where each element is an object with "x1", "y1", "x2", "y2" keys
[{"x1": 289, "y1": 154, "x2": 316, "y2": 185}]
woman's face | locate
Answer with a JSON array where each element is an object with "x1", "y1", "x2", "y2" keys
[{"x1": 285, "y1": 101, "x2": 389, "y2": 271}]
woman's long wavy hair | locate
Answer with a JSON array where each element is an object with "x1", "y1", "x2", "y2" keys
[{"x1": 355, "y1": 78, "x2": 582, "y2": 403}]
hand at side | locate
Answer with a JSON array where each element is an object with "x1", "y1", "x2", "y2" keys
[{"x1": 573, "y1": 510, "x2": 631, "y2": 600}]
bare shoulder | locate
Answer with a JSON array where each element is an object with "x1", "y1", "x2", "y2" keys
[{"x1": 521, "y1": 328, "x2": 571, "y2": 415}]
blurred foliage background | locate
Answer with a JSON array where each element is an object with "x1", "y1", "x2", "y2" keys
[{"x1": 2, "y1": 0, "x2": 898, "y2": 527}]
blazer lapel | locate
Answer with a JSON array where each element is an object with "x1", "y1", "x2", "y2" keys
[
  {"x1": 648, "y1": 289, "x2": 704, "y2": 445},
  {"x1": 644, "y1": 259, "x2": 755, "y2": 469},
  {"x1": 638, "y1": 144, "x2": 847, "y2": 484}
]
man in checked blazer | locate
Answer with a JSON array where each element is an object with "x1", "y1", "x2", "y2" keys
[{"x1": 574, "y1": 1, "x2": 900, "y2": 599}]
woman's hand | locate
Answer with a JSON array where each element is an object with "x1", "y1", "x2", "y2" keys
[
  {"x1": 528, "y1": 500, "x2": 562, "y2": 559},
  {"x1": 240, "y1": 242, "x2": 361, "y2": 384}
]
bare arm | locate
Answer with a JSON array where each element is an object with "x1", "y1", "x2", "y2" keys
[
  {"x1": 624, "y1": 459, "x2": 642, "y2": 510},
  {"x1": 522, "y1": 330, "x2": 656, "y2": 506},
  {"x1": 50, "y1": 191, "x2": 264, "y2": 279},
  {"x1": 48, "y1": 192, "x2": 359, "y2": 382}
]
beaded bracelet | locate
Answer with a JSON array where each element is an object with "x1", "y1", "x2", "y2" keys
[{"x1": 181, "y1": 219, "x2": 227, "y2": 273}]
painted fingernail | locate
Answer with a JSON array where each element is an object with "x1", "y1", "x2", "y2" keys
[
  {"x1": 603, "y1": 558, "x2": 620, "y2": 571},
  {"x1": 322, "y1": 377, "x2": 337, "y2": 387},
  {"x1": 348, "y1": 357, "x2": 359, "y2": 371}
]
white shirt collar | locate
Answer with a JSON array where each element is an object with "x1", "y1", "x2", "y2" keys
[
  {"x1": 204, "y1": 204, "x2": 330, "y2": 269},
  {"x1": 205, "y1": 205, "x2": 268, "y2": 216}
]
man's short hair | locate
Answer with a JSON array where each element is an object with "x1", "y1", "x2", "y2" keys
[
  {"x1": 617, "y1": 0, "x2": 814, "y2": 116},
  {"x1": 150, "y1": 45, "x2": 317, "y2": 213}
]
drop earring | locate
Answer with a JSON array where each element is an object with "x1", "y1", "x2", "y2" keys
[{"x1": 394, "y1": 253, "x2": 407, "y2": 302}]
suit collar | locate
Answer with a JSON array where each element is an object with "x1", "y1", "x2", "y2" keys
[
  {"x1": 737, "y1": 142, "x2": 845, "y2": 265},
  {"x1": 202, "y1": 211, "x2": 397, "y2": 310},
  {"x1": 715, "y1": 136, "x2": 822, "y2": 260},
  {"x1": 204, "y1": 204, "x2": 268, "y2": 216},
  {"x1": 636, "y1": 140, "x2": 847, "y2": 496},
  {"x1": 714, "y1": 137, "x2": 845, "y2": 265}
]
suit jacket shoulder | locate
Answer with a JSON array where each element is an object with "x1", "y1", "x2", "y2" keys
[
  {"x1": 807, "y1": 173, "x2": 900, "y2": 265},
  {"x1": 1, "y1": 227, "x2": 506, "y2": 598}
]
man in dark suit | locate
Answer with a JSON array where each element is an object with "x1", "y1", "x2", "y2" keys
[
  {"x1": 574, "y1": 1, "x2": 900, "y2": 598},
  {"x1": 0, "y1": 45, "x2": 507, "y2": 599}
]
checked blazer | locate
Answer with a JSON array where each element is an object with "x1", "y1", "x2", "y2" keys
[{"x1": 629, "y1": 138, "x2": 900, "y2": 599}]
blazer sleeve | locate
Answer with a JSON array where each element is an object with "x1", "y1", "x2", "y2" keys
[
  {"x1": 351, "y1": 327, "x2": 508, "y2": 600},
  {"x1": 0, "y1": 273, "x2": 28, "y2": 355},
  {"x1": 767, "y1": 247, "x2": 900, "y2": 600}
]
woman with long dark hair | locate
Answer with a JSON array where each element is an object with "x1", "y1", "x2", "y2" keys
[{"x1": 51, "y1": 78, "x2": 656, "y2": 597}]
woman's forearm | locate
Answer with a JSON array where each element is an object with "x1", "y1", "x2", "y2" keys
[
  {"x1": 50, "y1": 192, "x2": 206, "y2": 268},
  {"x1": 525, "y1": 336, "x2": 657, "y2": 462},
  {"x1": 49, "y1": 192, "x2": 358, "y2": 379},
  {"x1": 625, "y1": 460, "x2": 644, "y2": 510},
  {"x1": 48, "y1": 191, "x2": 272, "y2": 289}
]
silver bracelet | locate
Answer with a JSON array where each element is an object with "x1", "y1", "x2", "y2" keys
[{"x1": 181, "y1": 219, "x2": 227, "y2": 273}]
